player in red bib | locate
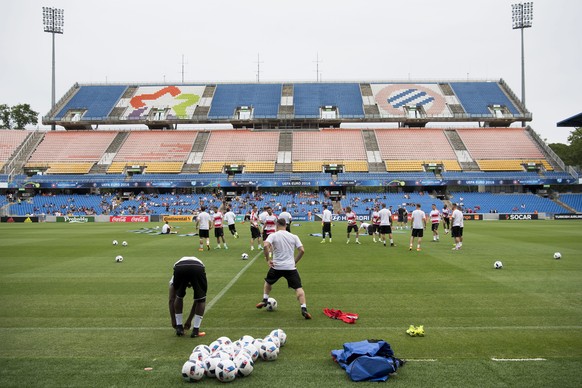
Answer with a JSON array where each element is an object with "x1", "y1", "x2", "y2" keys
[
  {"x1": 212, "y1": 206, "x2": 228, "y2": 249},
  {"x1": 262, "y1": 207, "x2": 278, "y2": 241},
  {"x1": 345, "y1": 206, "x2": 361, "y2": 244},
  {"x1": 429, "y1": 204, "x2": 440, "y2": 242},
  {"x1": 371, "y1": 206, "x2": 381, "y2": 243}
]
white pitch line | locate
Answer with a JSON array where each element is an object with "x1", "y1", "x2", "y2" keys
[
  {"x1": 204, "y1": 251, "x2": 261, "y2": 312},
  {"x1": 491, "y1": 358, "x2": 546, "y2": 362},
  {"x1": 406, "y1": 359, "x2": 438, "y2": 362}
]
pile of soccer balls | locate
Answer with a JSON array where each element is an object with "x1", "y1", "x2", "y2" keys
[
  {"x1": 181, "y1": 329, "x2": 287, "y2": 383},
  {"x1": 112, "y1": 240, "x2": 128, "y2": 263}
]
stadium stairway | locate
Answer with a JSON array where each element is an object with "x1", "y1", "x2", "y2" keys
[
  {"x1": 443, "y1": 129, "x2": 480, "y2": 171},
  {"x1": 552, "y1": 198, "x2": 577, "y2": 213},
  {"x1": 89, "y1": 132, "x2": 130, "y2": 174},
  {"x1": 2, "y1": 131, "x2": 46, "y2": 176}
]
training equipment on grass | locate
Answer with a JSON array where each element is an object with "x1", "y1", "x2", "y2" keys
[
  {"x1": 266, "y1": 297, "x2": 278, "y2": 311},
  {"x1": 193, "y1": 344, "x2": 211, "y2": 357},
  {"x1": 554, "y1": 252, "x2": 561, "y2": 259},
  {"x1": 241, "y1": 253, "x2": 249, "y2": 260},
  {"x1": 204, "y1": 355, "x2": 221, "y2": 377},
  {"x1": 259, "y1": 342, "x2": 279, "y2": 361},
  {"x1": 189, "y1": 350, "x2": 206, "y2": 362},
  {"x1": 122, "y1": 241, "x2": 128, "y2": 246},
  {"x1": 264, "y1": 334, "x2": 280, "y2": 348},
  {"x1": 115, "y1": 255, "x2": 123, "y2": 263},
  {"x1": 215, "y1": 359, "x2": 237, "y2": 382},
  {"x1": 182, "y1": 359, "x2": 205, "y2": 382},
  {"x1": 241, "y1": 343, "x2": 259, "y2": 362},
  {"x1": 233, "y1": 355, "x2": 254, "y2": 377},
  {"x1": 269, "y1": 328, "x2": 287, "y2": 346},
  {"x1": 494, "y1": 260, "x2": 503, "y2": 269},
  {"x1": 112, "y1": 240, "x2": 118, "y2": 245}
]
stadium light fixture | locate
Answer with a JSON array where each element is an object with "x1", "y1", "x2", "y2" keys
[
  {"x1": 511, "y1": 2, "x2": 532, "y2": 113},
  {"x1": 43, "y1": 7, "x2": 64, "y2": 130}
]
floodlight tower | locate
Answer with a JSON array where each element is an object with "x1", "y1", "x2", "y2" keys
[
  {"x1": 43, "y1": 7, "x2": 64, "y2": 130},
  {"x1": 511, "y1": 2, "x2": 533, "y2": 109}
]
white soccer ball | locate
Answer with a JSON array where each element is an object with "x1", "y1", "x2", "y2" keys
[
  {"x1": 241, "y1": 343, "x2": 259, "y2": 362},
  {"x1": 239, "y1": 335, "x2": 255, "y2": 345},
  {"x1": 122, "y1": 241, "x2": 128, "y2": 246},
  {"x1": 553, "y1": 252, "x2": 562, "y2": 260},
  {"x1": 269, "y1": 328, "x2": 287, "y2": 346},
  {"x1": 215, "y1": 359, "x2": 237, "y2": 382},
  {"x1": 266, "y1": 297, "x2": 278, "y2": 311},
  {"x1": 241, "y1": 253, "x2": 249, "y2": 260},
  {"x1": 193, "y1": 344, "x2": 211, "y2": 357},
  {"x1": 494, "y1": 260, "x2": 503, "y2": 269},
  {"x1": 259, "y1": 342, "x2": 279, "y2": 361},
  {"x1": 233, "y1": 355, "x2": 254, "y2": 377},
  {"x1": 264, "y1": 335, "x2": 280, "y2": 348},
  {"x1": 189, "y1": 350, "x2": 206, "y2": 363},
  {"x1": 209, "y1": 340, "x2": 222, "y2": 353},
  {"x1": 115, "y1": 255, "x2": 123, "y2": 263},
  {"x1": 216, "y1": 336, "x2": 232, "y2": 345},
  {"x1": 204, "y1": 354, "x2": 221, "y2": 377},
  {"x1": 112, "y1": 240, "x2": 118, "y2": 245},
  {"x1": 182, "y1": 359, "x2": 205, "y2": 382}
]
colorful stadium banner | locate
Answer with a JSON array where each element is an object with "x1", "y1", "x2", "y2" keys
[
  {"x1": 56, "y1": 216, "x2": 95, "y2": 223},
  {"x1": 498, "y1": 213, "x2": 539, "y2": 220},
  {"x1": 162, "y1": 215, "x2": 194, "y2": 222},
  {"x1": 1, "y1": 216, "x2": 40, "y2": 223},
  {"x1": 463, "y1": 214, "x2": 483, "y2": 220},
  {"x1": 109, "y1": 216, "x2": 150, "y2": 223}
]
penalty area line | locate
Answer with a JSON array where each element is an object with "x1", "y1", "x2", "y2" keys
[
  {"x1": 205, "y1": 251, "x2": 261, "y2": 312},
  {"x1": 491, "y1": 358, "x2": 546, "y2": 362}
]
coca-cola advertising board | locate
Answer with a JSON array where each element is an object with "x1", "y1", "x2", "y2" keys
[{"x1": 109, "y1": 216, "x2": 150, "y2": 223}]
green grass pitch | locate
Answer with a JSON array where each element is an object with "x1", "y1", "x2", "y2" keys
[{"x1": 1, "y1": 220, "x2": 581, "y2": 387}]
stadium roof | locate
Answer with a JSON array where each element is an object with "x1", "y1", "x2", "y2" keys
[
  {"x1": 557, "y1": 112, "x2": 582, "y2": 127},
  {"x1": 43, "y1": 79, "x2": 532, "y2": 130}
]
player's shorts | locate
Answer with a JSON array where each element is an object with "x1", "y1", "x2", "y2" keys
[
  {"x1": 411, "y1": 228, "x2": 424, "y2": 238},
  {"x1": 380, "y1": 225, "x2": 392, "y2": 234},
  {"x1": 431, "y1": 223, "x2": 439, "y2": 231},
  {"x1": 264, "y1": 268, "x2": 302, "y2": 289},
  {"x1": 322, "y1": 222, "x2": 331, "y2": 234},
  {"x1": 172, "y1": 260, "x2": 207, "y2": 301},
  {"x1": 250, "y1": 226, "x2": 261, "y2": 239},
  {"x1": 347, "y1": 224, "x2": 358, "y2": 233},
  {"x1": 228, "y1": 224, "x2": 237, "y2": 234},
  {"x1": 373, "y1": 224, "x2": 381, "y2": 234},
  {"x1": 452, "y1": 226, "x2": 463, "y2": 238},
  {"x1": 199, "y1": 229, "x2": 209, "y2": 238},
  {"x1": 398, "y1": 215, "x2": 404, "y2": 223},
  {"x1": 442, "y1": 218, "x2": 450, "y2": 227},
  {"x1": 214, "y1": 227, "x2": 224, "y2": 238}
]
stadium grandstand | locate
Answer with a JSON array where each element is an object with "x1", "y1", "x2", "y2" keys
[{"x1": 0, "y1": 79, "x2": 580, "y2": 219}]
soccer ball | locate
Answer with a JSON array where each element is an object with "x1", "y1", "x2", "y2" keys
[
  {"x1": 189, "y1": 350, "x2": 206, "y2": 362},
  {"x1": 494, "y1": 260, "x2": 503, "y2": 269},
  {"x1": 269, "y1": 328, "x2": 287, "y2": 346},
  {"x1": 208, "y1": 340, "x2": 222, "y2": 353},
  {"x1": 122, "y1": 241, "x2": 128, "y2": 246},
  {"x1": 216, "y1": 336, "x2": 232, "y2": 345},
  {"x1": 182, "y1": 359, "x2": 205, "y2": 382},
  {"x1": 259, "y1": 342, "x2": 279, "y2": 361},
  {"x1": 233, "y1": 355, "x2": 254, "y2": 377},
  {"x1": 215, "y1": 359, "x2": 237, "y2": 382},
  {"x1": 239, "y1": 335, "x2": 255, "y2": 345},
  {"x1": 264, "y1": 335, "x2": 280, "y2": 348},
  {"x1": 112, "y1": 240, "x2": 118, "y2": 245},
  {"x1": 241, "y1": 343, "x2": 259, "y2": 362},
  {"x1": 266, "y1": 297, "x2": 278, "y2": 311},
  {"x1": 554, "y1": 252, "x2": 561, "y2": 259},
  {"x1": 115, "y1": 255, "x2": 123, "y2": 263},
  {"x1": 204, "y1": 354, "x2": 221, "y2": 377},
  {"x1": 241, "y1": 253, "x2": 249, "y2": 260},
  {"x1": 193, "y1": 344, "x2": 211, "y2": 357}
]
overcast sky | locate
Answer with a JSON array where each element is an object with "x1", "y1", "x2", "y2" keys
[{"x1": 1, "y1": 0, "x2": 579, "y2": 143}]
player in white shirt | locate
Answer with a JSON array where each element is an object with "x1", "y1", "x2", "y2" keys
[
  {"x1": 212, "y1": 206, "x2": 227, "y2": 249},
  {"x1": 429, "y1": 204, "x2": 441, "y2": 242},
  {"x1": 262, "y1": 207, "x2": 278, "y2": 241},
  {"x1": 249, "y1": 205, "x2": 262, "y2": 251},
  {"x1": 451, "y1": 203, "x2": 464, "y2": 250},
  {"x1": 161, "y1": 221, "x2": 176, "y2": 234},
  {"x1": 345, "y1": 206, "x2": 360, "y2": 244},
  {"x1": 256, "y1": 218, "x2": 311, "y2": 319},
  {"x1": 409, "y1": 203, "x2": 426, "y2": 251},
  {"x1": 278, "y1": 207, "x2": 293, "y2": 232},
  {"x1": 195, "y1": 206, "x2": 213, "y2": 251},
  {"x1": 441, "y1": 204, "x2": 450, "y2": 234},
  {"x1": 378, "y1": 203, "x2": 396, "y2": 247},
  {"x1": 371, "y1": 206, "x2": 381, "y2": 243},
  {"x1": 224, "y1": 206, "x2": 239, "y2": 238},
  {"x1": 321, "y1": 204, "x2": 333, "y2": 243}
]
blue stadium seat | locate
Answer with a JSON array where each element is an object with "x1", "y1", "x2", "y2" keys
[
  {"x1": 208, "y1": 84, "x2": 281, "y2": 119},
  {"x1": 54, "y1": 85, "x2": 127, "y2": 120},
  {"x1": 449, "y1": 82, "x2": 519, "y2": 115},
  {"x1": 293, "y1": 83, "x2": 364, "y2": 118}
]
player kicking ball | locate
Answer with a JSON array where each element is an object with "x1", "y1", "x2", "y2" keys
[{"x1": 256, "y1": 218, "x2": 312, "y2": 319}]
